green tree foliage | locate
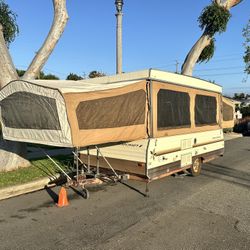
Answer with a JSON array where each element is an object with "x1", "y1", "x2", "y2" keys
[
  {"x1": 88, "y1": 70, "x2": 106, "y2": 78},
  {"x1": 37, "y1": 71, "x2": 59, "y2": 79},
  {"x1": 233, "y1": 93, "x2": 245, "y2": 100},
  {"x1": 16, "y1": 69, "x2": 25, "y2": 77},
  {"x1": 17, "y1": 69, "x2": 59, "y2": 79},
  {"x1": 243, "y1": 19, "x2": 250, "y2": 74},
  {"x1": 66, "y1": 73, "x2": 83, "y2": 80},
  {"x1": 239, "y1": 106, "x2": 250, "y2": 117},
  {"x1": 198, "y1": 38, "x2": 215, "y2": 63},
  {"x1": 197, "y1": 2, "x2": 231, "y2": 62},
  {"x1": 198, "y1": 3, "x2": 231, "y2": 36},
  {"x1": 0, "y1": 0, "x2": 19, "y2": 46},
  {"x1": 41, "y1": 73, "x2": 59, "y2": 80}
]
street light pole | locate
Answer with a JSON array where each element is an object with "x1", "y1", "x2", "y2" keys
[{"x1": 115, "y1": 0, "x2": 123, "y2": 74}]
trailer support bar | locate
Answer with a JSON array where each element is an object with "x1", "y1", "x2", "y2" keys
[{"x1": 95, "y1": 146, "x2": 120, "y2": 178}]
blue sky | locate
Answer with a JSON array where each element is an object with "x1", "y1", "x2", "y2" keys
[{"x1": 5, "y1": 0, "x2": 250, "y2": 95}]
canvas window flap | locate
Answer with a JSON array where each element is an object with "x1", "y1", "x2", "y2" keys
[
  {"x1": 0, "y1": 80, "x2": 72, "y2": 147},
  {"x1": 222, "y1": 97, "x2": 235, "y2": 129},
  {"x1": 157, "y1": 89, "x2": 191, "y2": 129}
]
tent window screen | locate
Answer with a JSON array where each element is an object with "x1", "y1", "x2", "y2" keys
[
  {"x1": 76, "y1": 90, "x2": 146, "y2": 130},
  {"x1": 195, "y1": 95, "x2": 217, "y2": 125},
  {"x1": 157, "y1": 89, "x2": 191, "y2": 129},
  {"x1": 1, "y1": 91, "x2": 61, "y2": 130},
  {"x1": 223, "y1": 101, "x2": 234, "y2": 121}
]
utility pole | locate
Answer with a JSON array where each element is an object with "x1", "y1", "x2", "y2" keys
[
  {"x1": 175, "y1": 60, "x2": 179, "y2": 74},
  {"x1": 115, "y1": 0, "x2": 123, "y2": 74}
]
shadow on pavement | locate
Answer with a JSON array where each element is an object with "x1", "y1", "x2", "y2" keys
[
  {"x1": 69, "y1": 186, "x2": 87, "y2": 199},
  {"x1": 119, "y1": 181, "x2": 147, "y2": 197},
  {"x1": 202, "y1": 163, "x2": 250, "y2": 189},
  {"x1": 45, "y1": 186, "x2": 58, "y2": 203}
]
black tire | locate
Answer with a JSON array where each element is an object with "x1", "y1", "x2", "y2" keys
[
  {"x1": 82, "y1": 188, "x2": 90, "y2": 199},
  {"x1": 188, "y1": 158, "x2": 201, "y2": 177}
]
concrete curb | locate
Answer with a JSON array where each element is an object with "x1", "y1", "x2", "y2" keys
[
  {"x1": 0, "y1": 147, "x2": 70, "y2": 201},
  {"x1": 0, "y1": 175, "x2": 59, "y2": 201},
  {"x1": 224, "y1": 133, "x2": 243, "y2": 141}
]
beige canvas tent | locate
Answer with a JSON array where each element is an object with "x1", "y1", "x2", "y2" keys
[{"x1": 0, "y1": 69, "x2": 234, "y2": 148}]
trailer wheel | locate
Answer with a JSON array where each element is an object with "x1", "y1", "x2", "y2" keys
[
  {"x1": 82, "y1": 188, "x2": 90, "y2": 199},
  {"x1": 188, "y1": 158, "x2": 201, "y2": 177}
]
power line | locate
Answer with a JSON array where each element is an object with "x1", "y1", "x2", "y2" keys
[
  {"x1": 154, "y1": 55, "x2": 243, "y2": 70},
  {"x1": 149, "y1": 63, "x2": 176, "y2": 69},
  {"x1": 196, "y1": 72, "x2": 244, "y2": 77},
  {"x1": 44, "y1": 67, "x2": 68, "y2": 77},
  {"x1": 223, "y1": 86, "x2": 250, "y2": 90},
  {"x1": 209, "y1": 57, "x2": 243, "y2": 63},
  {"x1": 212, "y1": 53, "x2": 243, "y2": 58},
  {"x1": 194, "y1": 66, "x2": 243, "y2": 72}
]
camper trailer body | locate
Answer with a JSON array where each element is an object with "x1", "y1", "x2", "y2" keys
[
  {"x1": 79, "y1": 69, "x2": 229, "y2": 181},
  {"x1": 0, "y1": 69, "x2": 233, "y2": 182}
]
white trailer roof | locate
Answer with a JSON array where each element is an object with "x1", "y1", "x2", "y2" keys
[
  {"x1": 28, "y1": 79, "x2": 141, "y2": 93},
  {"x1": 79, "y1": 69, "x2": 222, "y2": 93},
  {"x1": 25, "y1": 69, "x2": 221, "y2": 94}
]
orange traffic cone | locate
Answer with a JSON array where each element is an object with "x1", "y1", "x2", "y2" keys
[{"x1": 57, "y1": 187, "x2": 69, "y2": 207}]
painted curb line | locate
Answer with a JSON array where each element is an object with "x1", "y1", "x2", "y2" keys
[{"x1": 0, "y1": 175, "x2": 59, "y2": 201}]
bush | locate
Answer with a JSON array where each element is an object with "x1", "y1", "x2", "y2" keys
[
  {"x1": 233, "y1": 116, "x2": 250, "y2": 134},
  {"x1": 240, "y1": 106, "x2": 250, "y2": 117},
  {"x1": 223, "y1": 128, "x2": 233, "y2": 133}
]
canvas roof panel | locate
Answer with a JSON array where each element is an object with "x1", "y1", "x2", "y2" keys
[
  {"x1": 30, "y1": 79, "x2": 142, "y2": 93},
  {"x1": 0, "y1": 69, "x2": 223, "y2": 148}
]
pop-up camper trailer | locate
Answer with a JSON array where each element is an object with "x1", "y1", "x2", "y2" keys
[
  {"x1": 78, "y1": 69, "x2": 234, "y2": 181},
  {"x1": 0, "y1": 69, "x2": 235, "y2": 190}
]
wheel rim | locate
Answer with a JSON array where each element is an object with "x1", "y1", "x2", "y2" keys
[{"x1": 193, "y1": 159, "x2": 200, "y2": 173}]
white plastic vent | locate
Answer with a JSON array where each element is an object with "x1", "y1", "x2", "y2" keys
[
  {"x1": 181, "y1": 139, "x2": 192, "y2": 150},
  {"x1": 181, "y1": 153, "x2": 192, "y2": 167}
]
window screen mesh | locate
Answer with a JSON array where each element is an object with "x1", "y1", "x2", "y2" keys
[
  {"x1": 1, "y1": 91, "x2": 61, "y2": 130},
  {"x1": 76, "y1": 90, "x2": 146, "y2": 130},
  {"x1": 195, "y1": 95, "x2": 217, "y2": 125},
  {"x1": 223, "y1": 101, "x2": 234, "y2": 121},
  {"x1": 157, "y1": 89, "x2": 191, "y2": 129}
]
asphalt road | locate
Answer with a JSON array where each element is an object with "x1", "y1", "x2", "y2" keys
[{"x1": 0, "y1": 137, "x2": 250, "y2": 250}]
